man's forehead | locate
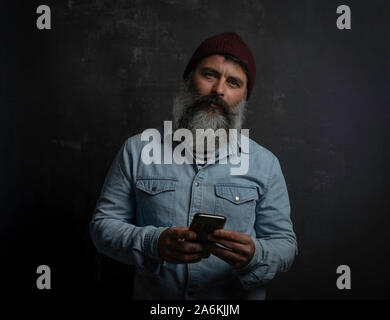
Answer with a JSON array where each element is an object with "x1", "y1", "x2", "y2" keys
[{"x1": 196, "y1": 54, "x2": 247, "y2": 78}]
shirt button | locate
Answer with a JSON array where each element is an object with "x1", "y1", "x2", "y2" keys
[
  {"x1": 195, "y1": 182, "x2": 200, "y2": 187},
  {"x1": 235, "y1": 196, "x2": 240, "y2": 201}
]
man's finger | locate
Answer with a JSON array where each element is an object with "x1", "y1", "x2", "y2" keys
[
  {"x1": 169, "y1": 227, "x2": 197, "y2": 241},
  {"x1": 210, "y1": 245, "x2": 247, "y2": 269},
  {"x1": 211, "y1": 229, "x2": 250, "y2": 244},
  {"x1": 172, "y1": 240, "x2": 204, "y2": 254},
  {"x1": 207, "y1": 236, "x2": 251, "y2": 257},
  {"x1": 165, "y1": 257, "x2": 183, "y2": 264}
]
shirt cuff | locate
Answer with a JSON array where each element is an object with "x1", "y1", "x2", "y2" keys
[
  {"x1": 143, "y1": 226, "x2": 169, "y2": 261},
  {"x1": 234, "y1": 237, "x2": 264, "y2": 286}
]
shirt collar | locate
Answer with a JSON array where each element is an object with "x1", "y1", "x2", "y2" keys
[{"x1": 157, "y1": 125, "x2": 249, "y2": 164}]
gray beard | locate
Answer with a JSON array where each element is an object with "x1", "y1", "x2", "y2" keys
[
  {"x1": 172, "y1": 84, "x2": 247, "y2": 133},
  {"x1": 171, "y1": 84, "x2": 247, "y2": 159}
]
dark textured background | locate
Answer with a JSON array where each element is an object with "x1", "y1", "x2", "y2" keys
[{"x1": 1, "y1": 0, "x2": 390, "y2": 300}]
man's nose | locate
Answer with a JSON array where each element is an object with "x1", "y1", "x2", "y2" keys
[{"x1": 212, "y1": 78, "x2": 226, "y2": 97}]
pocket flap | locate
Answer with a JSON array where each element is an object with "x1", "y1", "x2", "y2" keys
[
  {"x1": 136, "y1": 177, "x2": 177, "y2": 195},
  {"x1": 215, "y1": 184, "x2": 259, "y2": 204}
]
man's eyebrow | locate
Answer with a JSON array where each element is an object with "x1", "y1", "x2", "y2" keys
[
  {"x1": 227, "y1": 75, "x2": 244, "y2": 86},
  {"x1": 200, "y1": 67, "x2": 221, "y2": 75},
  {"x1": 200, "y1": 67, "x2": 245, "y2": 86}
]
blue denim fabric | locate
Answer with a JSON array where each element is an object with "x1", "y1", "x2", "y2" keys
[{"x1": 90, "y1": 126, "x2": 297, "y2": 300}]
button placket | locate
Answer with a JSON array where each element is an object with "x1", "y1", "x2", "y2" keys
[
  {"x1": 186, "y1": 171, "x2": 206, "y2": 298},
  {"x1": 191, "y1": 171, "x2": 205, "y2": 214}
]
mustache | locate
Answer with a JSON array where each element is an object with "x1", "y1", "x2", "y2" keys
[
  {"x1": 178, "y1": 93, "x2": 236, "y2": 129},
  {"x1": 186, "y1": 93, "x2": 237, "y2": 117}
]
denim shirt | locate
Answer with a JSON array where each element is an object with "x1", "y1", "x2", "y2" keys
[{"x1": 90, "y1": 126, "x2": 298, "y2": 300}]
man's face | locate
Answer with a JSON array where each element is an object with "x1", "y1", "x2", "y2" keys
[
  {"x1": 190, "y1": 54, "x2": 248, "y2": 113},
  {"x1": 173, "y1": 54, "x2": 248, "y2": 136}
]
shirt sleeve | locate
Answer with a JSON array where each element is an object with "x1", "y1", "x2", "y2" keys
[
  {"x1": 89, "y1": 139, "x2": 167, "y2": 273},
  {"x1": 235, "y1": 156, "x2": 298, "y2": 289}
]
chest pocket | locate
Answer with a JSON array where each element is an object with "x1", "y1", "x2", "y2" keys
[
  {"x1": 214, "y1": 184, "x2": 259, "y2": 234},
  {"x1": 135, "y1": 177, "x2": 177, "y2": 227}
]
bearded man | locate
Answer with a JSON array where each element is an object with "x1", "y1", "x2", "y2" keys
[{"x1": 90, "y1": 32, "x2": 297, "y2": 300}]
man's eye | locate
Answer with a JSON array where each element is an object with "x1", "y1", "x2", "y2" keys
[
  {"x1": 204, "y1": 73, "x2": 214, "y2": 78},
  {"x1": 228, "y1": 80, "x2": 240, "y2": 88}
]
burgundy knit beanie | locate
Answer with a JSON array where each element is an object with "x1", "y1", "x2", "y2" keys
[{"x1": 183, "y1": 32, "x2": 256, "y2": 100}]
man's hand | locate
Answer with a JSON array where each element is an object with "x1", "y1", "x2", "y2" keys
[
  {"x1": 158, "y1": 226, "x2": 205, "y2": 264},
  {"x1": 207, "y1": 229, "x2": 255, "y2": 269}
]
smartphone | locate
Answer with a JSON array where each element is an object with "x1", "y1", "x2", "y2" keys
[{"x1": 189, "y1": 213, "x2": 227, "y2": 243}]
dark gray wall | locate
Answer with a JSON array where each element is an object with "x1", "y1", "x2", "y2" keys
[{"x1": 2, "y1": 0, "x2": 389, "y2": 300}]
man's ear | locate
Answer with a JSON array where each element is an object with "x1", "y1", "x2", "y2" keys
[
  {"x1": 184, "y1": 70, "x2": 197, "y2": 93},
  {"x1": 184, "y1": 69, "x2": 194, "y2": 87}
]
